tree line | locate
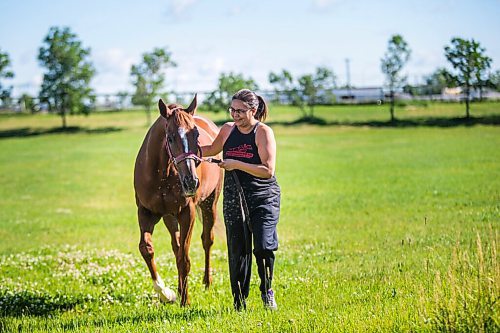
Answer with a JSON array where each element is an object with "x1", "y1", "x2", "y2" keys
[{"x1": 0, "y1": 27, "x2": 498, "y2": 127}]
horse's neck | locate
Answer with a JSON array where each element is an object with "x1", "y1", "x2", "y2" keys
[{"x1": 146, "y1": 120, "x2": 172, "y2": 176}]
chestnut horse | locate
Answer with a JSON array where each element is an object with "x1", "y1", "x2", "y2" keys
[{"x1": 134, "y1": 95, "x2": 223, "y2": 306}]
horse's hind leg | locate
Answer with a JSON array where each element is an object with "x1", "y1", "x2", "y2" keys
[
  {"x1": 138, "y1": 205, "x2": 176, "y2": 303},
  {"x1": 200, "y1": 191, "x2": 217, "y2": 289}
]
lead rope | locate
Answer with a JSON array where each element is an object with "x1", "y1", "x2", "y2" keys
[{"x1": 230, "y1": 171, "x2": 252, "y2": 256}]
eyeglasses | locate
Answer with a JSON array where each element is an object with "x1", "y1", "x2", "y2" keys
[{"x1": 228, "y1": 106, "x2": 252, "y2": 115}]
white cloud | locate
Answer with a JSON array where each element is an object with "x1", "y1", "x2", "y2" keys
[
  {"x1": 410, "y1": 49, "x2": 443, "y2": 68},
  {"x1": 19, "y1": 49, "x2": 37, "y2": 66},
  {"x1": 200, "y1": 57, "x2": 225, "y2": 76},
  {"x1": 169, "y1": 0, "x2": 199, "y2": 16},
  {"x1": 405, "y1": 49, "x2": 448, "y2": 84},
  {"x1": 11, "y1": 74, "x2": 42, "y2": 96},
  {"x1": 167, "y1": 56, "x2": 225, "y2": 93},
  {"x1": 94, "y1": 48, "x2": 136, "y2": 75},
  {"x1": 227, "y1": 5, "x2": 242, "y2": 16},
  {"x1": 32, "y1": 74, "x2": 42, "y2": 86},
  {"x1": 311, "y1": 0, "x2": 343, "y2": 10},
  {"x1": 91, "y1": 48, "x2": 138, "y2": 94}
]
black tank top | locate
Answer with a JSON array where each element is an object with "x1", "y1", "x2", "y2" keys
[{"x1": 223, "y1": 123, "x2": 278, "y2": 192}]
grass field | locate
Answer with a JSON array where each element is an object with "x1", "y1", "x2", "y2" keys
[{"x1": 0, "y1": 102, "x2": 499, "y2": 332}]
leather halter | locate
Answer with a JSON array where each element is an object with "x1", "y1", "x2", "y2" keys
[
  {"x1": 164, "y1": 124, "x2": 203, "y2": 168},
  {"x1": 165, "y1": 139, "x2": 202, "y2": 167}
]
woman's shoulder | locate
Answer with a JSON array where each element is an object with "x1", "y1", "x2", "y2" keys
[
  {"x1": 220, "y1": 122, "x2": 235, "y2": 133},
  {"x1": 255, "y1": 123, "x2": 275, "y2": 145},
  {"x1": 256, "y1": 122, "x2": 274, "y2": 136},
  {"x1": 218, "y1": 122, "x2": 235, "y2": 141}
]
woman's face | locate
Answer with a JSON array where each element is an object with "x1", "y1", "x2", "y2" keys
[{"x1": 229, "y1": 99, "x2": 256, "y2": 127}]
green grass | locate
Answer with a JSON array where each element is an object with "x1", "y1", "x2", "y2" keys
[{"x1": 0, "y1": 102, "x2": 499, "y2": 332}]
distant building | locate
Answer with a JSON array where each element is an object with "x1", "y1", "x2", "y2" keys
[
  {"x1": 331, "y1": 87, "x2": 385, "y2": 104},
  {"x1": 440, "y1": 87, "x2": 500, "y2": 101}
]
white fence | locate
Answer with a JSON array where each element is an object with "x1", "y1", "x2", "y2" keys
[{"x1": 2, "y1": 88, "x2": 500, "y2": 113}]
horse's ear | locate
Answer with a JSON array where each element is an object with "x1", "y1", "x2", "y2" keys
[
  {"x1": 185, "y1": 94, "x2": 197, "y2": 115},
  {"x1": 159, "y1": 99, "x2": 173, "y2": 119}
]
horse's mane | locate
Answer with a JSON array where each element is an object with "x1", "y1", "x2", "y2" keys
[{"x1": 168, "y1": 103, "x2": 195, "y2": 128}]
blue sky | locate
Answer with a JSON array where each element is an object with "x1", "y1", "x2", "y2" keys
[{"x1": 1, "y1": 0, "x2": 499, "y2": 96}]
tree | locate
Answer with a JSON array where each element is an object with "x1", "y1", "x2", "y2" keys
[
  {"x1": 488, "y1": 70, "x2": 500, "y2": 92},
  {"x1": 268, "y1": 69, "x2": 301, "y2": 106},
  {"x1": 18, "y1": 93, "x2": 37, "y2": 113},
  {"x1": 422, "y1": 67, "x2": 456, "y2": 95},
  {"x1": 117, "y1": 91, "x2": 129, "y2": 110},
  {"x1": 269, "y1": 67, "x2": 336, "y2": 119},
  {"x1": 269, "y1": 69, "x2": 305, "y2": 116},
  {"x1": 380, "y1": 34, "x2": 411, "y2": 121},
  {"x1": 130, "y1": 47, "x2": 176, "y2": 124},
  {"x1": 444, "y1": 37, "x2": 492, "y2": 118},
  {"x1": 297, "y1": 67, "x2": 337, "y2": 118},
  {"x1": 0, "y1": 49, "x2": 14, "y2": 108},
  {"x1": 203, "y1": 72, "x2": 258, "y2": 113},
  {"x1": 38, "y1": 27, "x2": 96, "y2": 128}
]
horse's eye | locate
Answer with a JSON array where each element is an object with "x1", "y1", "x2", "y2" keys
[{"x1": 167, "y1": 136, "x2": 173, "y2": 143}]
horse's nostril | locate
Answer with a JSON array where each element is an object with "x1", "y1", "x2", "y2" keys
[
  {"x1": 182, "y1": 176, "x2": 198, "y2": 192},
  {"x1": 182, "y1": 177, "x2": 190, "y2": 189}
]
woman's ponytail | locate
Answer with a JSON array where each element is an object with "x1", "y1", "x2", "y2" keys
[{"x1": 255, "y1": 95, "x2": 268, "y2": 122}]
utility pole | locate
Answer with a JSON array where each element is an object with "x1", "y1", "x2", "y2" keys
[{"x1": 345, "y1": 58, "x2": 352, "y2": 102}]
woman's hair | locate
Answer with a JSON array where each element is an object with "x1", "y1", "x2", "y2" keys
[{"x1": 232, "y1": 89, "x2": 268, "y2": 122}]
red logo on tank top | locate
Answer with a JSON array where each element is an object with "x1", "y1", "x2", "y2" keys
[{"x1": 226, "y1": 144, "x2": 254, "y2": 159}]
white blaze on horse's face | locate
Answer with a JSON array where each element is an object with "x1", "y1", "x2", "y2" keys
[
  {"x1": 178, "y1": 127, "x2": 193, "y2": 175},
  {"x1": 178, "y1": 127, "x2": 189, "y2": 154},
  {"x1": 175, "y1": 126, "x2": 199, "y2": 197}
]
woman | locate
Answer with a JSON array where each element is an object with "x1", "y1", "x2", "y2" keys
[{"x1": 201, "y1": 89, "x2": 281, "y2": 311}]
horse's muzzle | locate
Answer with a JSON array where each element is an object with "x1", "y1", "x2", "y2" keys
[{"x1": 181, "y1": 175, "x2": 199, "y2": 197}]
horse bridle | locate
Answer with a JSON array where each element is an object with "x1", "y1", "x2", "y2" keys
[
  {"x1": 164, "y1": 130, "x2": 203, "y2": 168},
  {"x1": 164, "y1": 108, "x2": 221, "y2": 168}
]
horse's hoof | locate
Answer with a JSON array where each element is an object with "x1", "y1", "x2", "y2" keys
[
  {"x1": 153, "y1": 280, "x2": 177, "y2": 303},
  {"x1": 158, "y1": 287, "x2": 177, "y2": 304},
  {"x1": 203, "y1": 274, "x2": 212, "y2": 289}
]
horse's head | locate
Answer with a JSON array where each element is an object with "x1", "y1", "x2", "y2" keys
[{"x1": 159, "y1": 95, "x2": 201, "y2": 197}]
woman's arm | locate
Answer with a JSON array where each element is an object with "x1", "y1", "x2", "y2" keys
[
  {"x1": 219, "y1": 124, "x2": 277, "y2": 179},
  {"x1": 201, "y1": 122, "x2": 233, "y2": 157}
]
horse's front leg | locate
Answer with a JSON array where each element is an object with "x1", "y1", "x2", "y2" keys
[
  {"x1": 138, "y1": 205, "x2": 176, "y2": 303},
  {"x1": 176, "y1": 203, "x2": 196, "y2": 306},
  {"x1": 199, "y1": 192, "x2": 217, "y2": 289},
  {"x1": 163, "y1": 214, "x2": 180, "y2": 259}
]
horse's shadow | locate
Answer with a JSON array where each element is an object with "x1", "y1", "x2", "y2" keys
[
  {"x1": 0, "y1": 290, "x2": 221, "y2": 319},
  {"x1": 0, "y1": 126, "x2": 123, "y2": 139},
  {"x1": 0, "y1": 290, "x2": 83, "y2": 316}
]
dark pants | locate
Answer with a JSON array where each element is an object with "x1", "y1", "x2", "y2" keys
[{"x1": 223, "y1": 176, "x2": 280, "y2": 310}]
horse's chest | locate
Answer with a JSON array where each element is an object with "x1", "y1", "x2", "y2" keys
[{"x1": 140, "y1": 173, "x2": 188, "y2": 215}]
